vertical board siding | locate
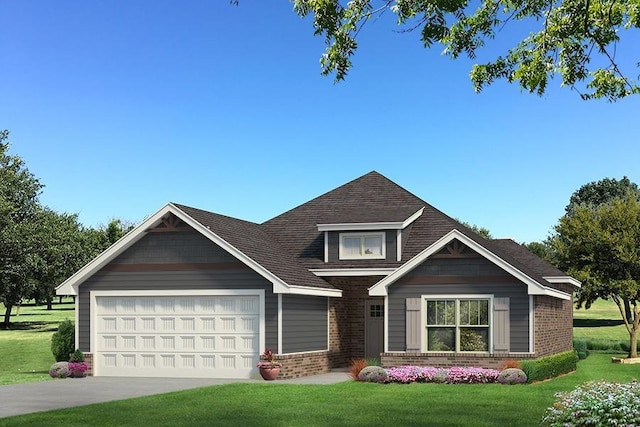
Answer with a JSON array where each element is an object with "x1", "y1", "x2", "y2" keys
[
  {"x1": 388, "y1": 257, "x2": 530, "y2": 352},
  {"x1": 282, "y1": 295, "x2": 328, "y2": 353},
  {"x1": 405, "y1": 298, "x2": 422, "y2": 352},
  {"x1": 79, "y1": 269, "x2": 277, "y2": 351},
  {"x1": 111, "y1": 231, "x2": 238, "y2": 264}
]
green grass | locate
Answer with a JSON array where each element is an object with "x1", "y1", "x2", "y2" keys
[
  {"x1": 0, "y1": 300, "x2": 75, "y2": 385},
  {"x1": 573, "y1": 298, "x2": 629, "y2": 344},
  {"x1": 1, "y1": 354, "x2": 637, "y2": 427}
]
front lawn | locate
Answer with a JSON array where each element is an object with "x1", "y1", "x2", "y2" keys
[
  {"x1": 0, "y1": 300, "x2": 75, "y2": 385},
  {"x1": 1, "y1": 354, "x2": 637, "y2": 427}
]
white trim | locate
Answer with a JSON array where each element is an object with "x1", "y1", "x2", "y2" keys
[
  {"x1": 368, "y1": 229, "x2": 572, "y2": 301},
  {"x1": 396, "y1": 230, "x2": 402, "y2": 262},
  {"x1": 317, "y1": 207, "x2": 424, "y2": 231},
  {"x1": 421, "y1": 294, "x2": 494, "y2": 354},
  {"x1": 279, "y1": 349, "x2": 329, "y2": 356},
  {"x1": 278, "y1": 293, "x2": 283, "y2": 354},
  {"x1": 339, "y1": 232, "x2": 386, "y2": 260},
  {"x1": 89, "y1": 289, "x2": 265, "y2": 377},
  {"x1": 311, "y1": 268, "x2": 396, "y2": 277},
  {"x1": 529, "y1": 295, "x2": 534, "y2": 353},
  {"x1": 75, "y1": 297, "x2": 79, "y2": 353},
  {"x1": 277, "y1": 284, "x2": 342, "y2": 297},
  {"x1": 543, "y1": 276, "x2": 582, "y2": 288},
  {"x1": 56, "y1": 203, "x2": 342, "y2": 298},
  {"x1": 383, "y1": 296, "x2": 389, "y2": 353},
  {"x1": 324, "y1": 231, "x2": 328, "y2": 263}
]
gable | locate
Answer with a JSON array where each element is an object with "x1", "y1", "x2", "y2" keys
[
  {"x1": 56, "y1": 204, "x2": 341, "y2": 297},
  {"x1": 369, "y1": 230, "x2": 573, "y2": 300}
]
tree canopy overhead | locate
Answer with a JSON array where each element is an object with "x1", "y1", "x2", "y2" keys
[{"x1": 290, "y1": 0, "x2": 640, "y2": 101}]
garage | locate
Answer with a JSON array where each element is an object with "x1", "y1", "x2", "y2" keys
[{"x1": 91, "y1": 290, "x2": 265, "y2": 378}]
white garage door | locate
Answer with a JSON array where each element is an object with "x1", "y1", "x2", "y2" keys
[{"x1": 93, "y1": 291, "x2": 263, "y2": 378}]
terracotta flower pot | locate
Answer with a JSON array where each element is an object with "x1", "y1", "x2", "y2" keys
[{"x1": 259, "y1": 366, "x2": 281, "y2": 380}]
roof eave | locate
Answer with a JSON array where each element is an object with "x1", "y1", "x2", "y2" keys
[{"x1": 368, "y1": 229, "x2": 575, "y2": 300}]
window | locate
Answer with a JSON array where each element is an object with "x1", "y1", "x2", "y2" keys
[
  {"x1": 339, "y1": 232, "x2": 385, "y2": 260},
  {"x1": 425, "y1": 298, "x2": 490, "y2": 352}
]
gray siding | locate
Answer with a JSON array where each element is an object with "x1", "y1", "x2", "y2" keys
[
  {"x1": 111, "y1": 231, "x2": 237, "y2": 264},
  {"x1": 79, "y1": 269, "x2": 277, "y2": 351},
  {"x1": 327, "y1": 231, "x2": 397, "y2": 263},
  {"x1": 388, "y1": 258, "x2": 530, "y2": 352},
  {"x1": 282, "y1": 295, "x2": 328, "y2": 353}
]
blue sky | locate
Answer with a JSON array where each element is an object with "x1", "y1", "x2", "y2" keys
[{"x1": 1, "y1": 1, "x2": 638, "y2": 243}]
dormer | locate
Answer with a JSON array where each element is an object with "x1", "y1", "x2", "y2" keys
[{"x1": 317, "y1": 207, "x2": 424, "y2": 263}]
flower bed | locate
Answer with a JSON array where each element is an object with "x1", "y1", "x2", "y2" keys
[{"x1": 385, "y1": 366, "x2": 500, "y2": 384}]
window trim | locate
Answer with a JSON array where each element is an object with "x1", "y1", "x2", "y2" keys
[
  {"x1": 421, "y1": 294, "x2": 493, "y2": 353},
  {"x1": 339, "y1": 232, "x2": 386, "y2": 260}
]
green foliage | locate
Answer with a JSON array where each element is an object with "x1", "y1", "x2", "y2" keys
[
  {"x1": 69, "y1": 349, "x2": 85, "y2": 363},
  {"x1": 520, "y1": 350, "x2": 578, "y2": 383},
  {"x1": 565, "y1": 176, "x2": 640, "y2": 216},
  {"x1": 541, "y1": 380, "x2": 640, "y2": 426},
  {"x1": 0, "y1": 131, "x2": 44, "y2": 325},
  {"x1": 291, "y1": 0, "x2": 640, "y2": 101},
  {"x1": 555, "y1": 193, "x2": 640, "y2": 357},
  {"x1": 573, "y1": 340, "x2": 589, "y2": 360},
  {"x1": 50, "y1": 319, "x2": 75, "y2": 362},
  {"x1": 456, "y1": 219, "x2": 492, "y2": 239},
  {"x1": 459, "y1": 328, "x2": 488, "y2": 351}
]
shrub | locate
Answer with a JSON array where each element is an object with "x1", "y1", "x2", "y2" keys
[
  {"x1": 349, "y1": 358, "x2": 368, "y2": 381},
  {"x1": 520, "y1": 350, "x2": 578, "y2": 383},
  {"x1": 541, "y1": 380, "x2": 640, "y2": 426},
  {"x1": 499, "y1": 359, "x2": 521, "y2": 370},
  {"x1": 51, "y1": 319, "x2": 75, "y2": 362},
  {"x1": 497, "y1": 368, "x2": 527, "y2": 385},
  {"x1": 358, "y1": 366, "x2": 388, "y2": 383},
  {"x1": 68, "y1": 362, "x2": 88, "y2": 378},
  {"x1": 573, "y1": 340, "x2": 588, "y2": 360},
  {"x1": 69, "y1": 349, "x2": 85, "y2": 363},
  {"x1": 366, "y1": 357, "x2": 381, "y2": 367},
  {"x1": 49, "y1": 362, "x2": 71, "y2": 378}
]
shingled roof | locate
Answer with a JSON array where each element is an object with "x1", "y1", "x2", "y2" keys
[
  {"x1": 261, "y1": 171, "x2": 574, "y2": 292},
  {"x1": 173, "y1": 203, "x2": 335, "y2": 291}
]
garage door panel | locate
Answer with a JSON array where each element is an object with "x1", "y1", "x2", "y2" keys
[{"x1": 95, "y1": 294, "x2": 261, "y2": 378}]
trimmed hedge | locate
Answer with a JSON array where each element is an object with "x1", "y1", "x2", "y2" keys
[{"x1": 520, "y1": 350, "x2": 578, "y2": 383}]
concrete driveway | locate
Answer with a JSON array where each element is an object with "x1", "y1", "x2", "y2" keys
[{"x1": 0, "y1": 372, "x2": 349, "y2": 419}]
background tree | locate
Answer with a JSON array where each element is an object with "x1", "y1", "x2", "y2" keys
[
  {"x1": 565, "y1": 176, "x2": 640, "y2": 216},
  {"x1": 554, "y1": 194, "x2": 640, "y2": 358},
  {"x1": 0, "y1": 131, "x2": 43, "y2": 326},
  {"x1": 289, "y1": 0, "x2": 640, "y2": 101},
  {"x1": 456, "y1": 219, "x2": 492, "y2": 239},
  {"x1": 29, "y1": 208, "x2": 90, "y2": 310}
]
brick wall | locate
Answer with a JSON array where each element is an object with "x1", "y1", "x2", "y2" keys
[
  {"x1": 325, "y1": 276, "x2": 384, "y2": 368},
  {"x1": 380, "y1": 352, "x2": 535, "y2": 370},
  {"x1": 277, "y1": 351, "x2": 331, "y2": 379},
  {"x1": 534, "y1": 295, "x2": 574, "y2": 356},
  {"x1": 84, "y1": 352, "x2": 94, "y2": 376}
]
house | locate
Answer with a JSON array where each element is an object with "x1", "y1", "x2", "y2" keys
[{"x1": 56, "y1": 171, "x2": 579, "y2": 379}]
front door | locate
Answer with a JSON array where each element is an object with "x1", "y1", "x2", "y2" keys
[{"x1": 365, "y1": 299, "x2": 384, "y2": 359}]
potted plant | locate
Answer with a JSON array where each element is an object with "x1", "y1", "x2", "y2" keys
[{"x1": 257, "y1": 348, "x2": 282, "y2": 380}]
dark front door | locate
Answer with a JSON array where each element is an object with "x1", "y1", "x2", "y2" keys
[{"x1": 365, "y1": 299, "x2": 384, "y2": 359}]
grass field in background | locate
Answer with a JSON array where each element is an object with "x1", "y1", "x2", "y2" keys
[
  {"x1": 0, "y1": 300, "x2": 75, "y2": 385},
  {"x1": 573, "y1": 298, "x2": 629, "y2": 343}
]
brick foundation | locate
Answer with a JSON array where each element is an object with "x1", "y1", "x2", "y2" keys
[
  {"x1": 83, "y1": 352, "x2": 94, "y2": 376},
  {"x1": 381, "y1": 352, "x2": 535, "y2": 370},
  {"x1": 276, "y1": 351, "x2": 331, "y2": 379}
]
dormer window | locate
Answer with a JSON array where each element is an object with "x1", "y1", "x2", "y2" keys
[{"x1": 339, "y1": 232, "x2": 385, "y2": 260}]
